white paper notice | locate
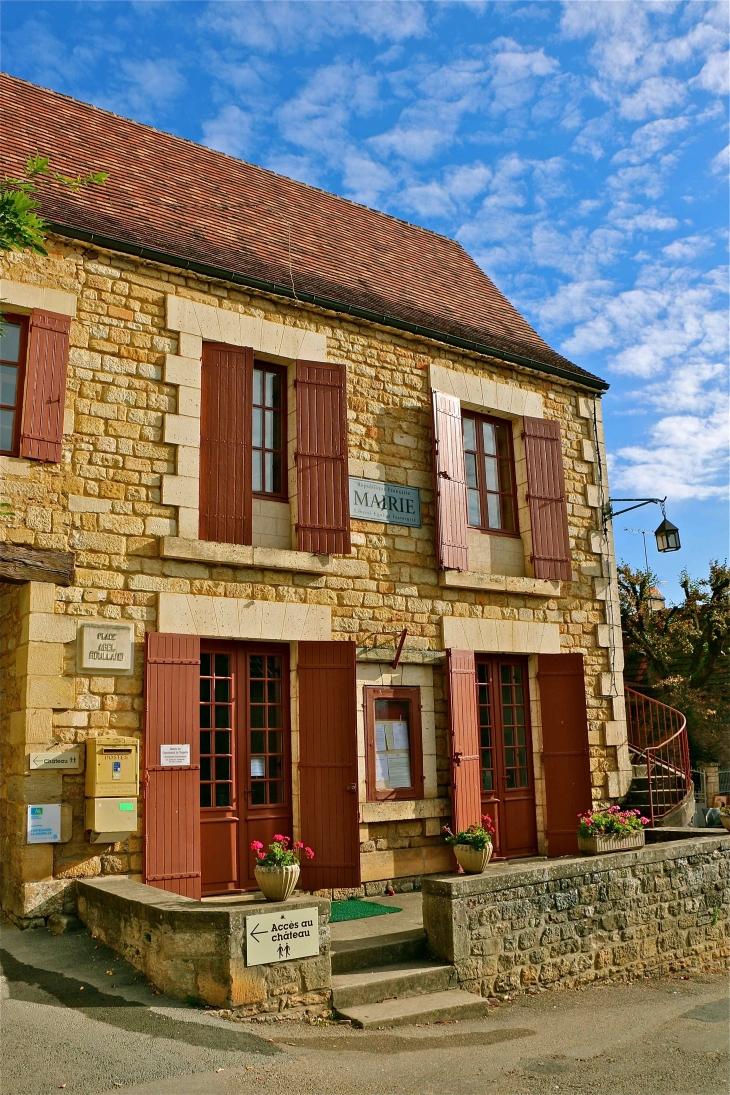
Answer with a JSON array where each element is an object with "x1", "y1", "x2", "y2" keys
[
  {"x1": 374, "y1": 722, "x2": 387, "y2": 753},
  {"x1": 250, "y1": 757, "x2": 266, "y2": 778},
  {"x1": 391, "y1": 721, "x2": 410, "y2": 750},
  {"x1": 375, "y1": 753, "x2": 389, "y2": 786},
  {"x1": 160, "y1": 744, "x2": 191, "y2": 767},
  {"x1": 387, "y1": 753, "x2": 412, "y2": 788}
]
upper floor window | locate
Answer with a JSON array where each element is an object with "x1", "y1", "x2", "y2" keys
[
  {"x1": 462, "y1": 412, "x2": 518, "y2": 534},
  {"x1": 252, "y1": 362, "x2": 286, "y2": 498},
  {"x1": 0, "y1": 315, "x2": 27, "y2": 456}
]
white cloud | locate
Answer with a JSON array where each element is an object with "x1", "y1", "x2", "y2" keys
[
  {"x1": 202, "y1": 105, "x2": 253, "y2": 157},
  {"x1": 611, "y1": 115, "x2": 690, "y2": 166},
  {"x1": 693, "y1": 50, "x2": 730, "y2": 96},
  {"x1": 710, "y1": 143, "x2": 730, "y2": 175},
  {"x1": 618, "y1": 76, "x2": 687, "y2": 121}
]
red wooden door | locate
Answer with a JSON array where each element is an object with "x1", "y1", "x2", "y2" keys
[
  {"x1": 144, "y1": 633, "x2": 201, "y2": 899},
  {"x1": 298, "y1": 641, "x2": 359, "y2": 891},
  {"x1": 476, "y1": 656, "x2": 537, "y2": 859},
  {"x1": 446, "y1": 649, "x2": 482, "y2": 833},
  {"x1": 538, "y1": 653, "x2": 592, "y2": 856},
  {"x1": 199, "y1": 642, "x2": 292, "y2": 896}
]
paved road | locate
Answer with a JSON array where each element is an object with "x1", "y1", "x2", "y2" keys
[{"x1": 1, "y1": 920, "x2": 727, "y2": 1095}]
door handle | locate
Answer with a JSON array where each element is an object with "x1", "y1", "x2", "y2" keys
[{"x1": 346, "y1": 783, "x2": 357, "y2": 793}]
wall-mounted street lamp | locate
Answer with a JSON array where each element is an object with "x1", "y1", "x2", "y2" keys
[{"x1": 602, "y1": 497, "x2": 681, "y2": 554}]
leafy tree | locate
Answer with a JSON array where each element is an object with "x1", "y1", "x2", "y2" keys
[
  {"x1": 618, "y1": 561, "x2": 730, "y2": 766},
  {"x1": 1, "y1": 155, "x2": 107, "y2": 256}
]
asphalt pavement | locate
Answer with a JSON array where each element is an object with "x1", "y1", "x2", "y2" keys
[{"x1": 1, "y1": 919, "x2": 727, "y2": 1095}]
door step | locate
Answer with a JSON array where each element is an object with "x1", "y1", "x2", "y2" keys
[
  {"x1": 335, "y1": 988, "x2": 490, "y2": 1029},
  {"x1": 332, "y1": 959, "x2": 455, "y2": 1009},
  {"x1": 331, "y1": 928, "x2": 429, "y2": 975}
]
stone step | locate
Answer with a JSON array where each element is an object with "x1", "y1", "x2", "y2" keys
[
  {"x1": 331, "y1": 960, "x2": 455, "y2": 1008},
  {"x1": 335, "y1": 988, "x2": 490, "y2": 1029},
  {"x1": 331, "y1": 929, "x2": 429, "y2": 975}
]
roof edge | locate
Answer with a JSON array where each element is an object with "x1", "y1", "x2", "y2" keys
[{"x1": 49, "y1": 222, "x2": 609, "y2": 393}]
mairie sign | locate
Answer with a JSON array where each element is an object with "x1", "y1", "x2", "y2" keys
[
  {"x1": 245, "y1": 906, "x2": 320, "y2": 966},
  {"x1": 349, "y1": 477, "x2": 421, "y2": 527}
]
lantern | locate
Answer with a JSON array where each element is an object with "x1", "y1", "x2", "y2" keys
[{"x1": 654, "y1": 517, "x2": 680, "y2": 553}]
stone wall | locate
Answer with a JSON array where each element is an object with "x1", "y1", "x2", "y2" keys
[
  {"x1": 422, "y1": 835, "x2": 730, "y2": 997},
  {"x1": 76, "y1": 876, "x2": 332, "y2": 1016}
]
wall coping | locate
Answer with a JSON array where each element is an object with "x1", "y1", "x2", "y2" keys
[{"x1": 421, "y1": 834, "x2": 730, "y2": 899}]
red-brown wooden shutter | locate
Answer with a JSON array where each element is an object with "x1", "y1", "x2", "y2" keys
[
  {"x1": 446, "y1": 649, "x2": 482, "y2": 833},
  {"x1": 19, "y1": 309, "x2": 71, "y2": 462},
  {"x1": 199, "y1": 343, "x2": 253, "y2": 544},
  {"x1": 144, "y1": 632, "x2": 201, "y2": 899},
  {"x1": 432, "y1": 390, "x2": 469, "y2": 571},
  {"x1": 523, "y1": 417, "x2": 571, "y2": 581},
  {"x1": 295, "y1": 361, "x2": 350, "y2": 555},
  {"x1": 537, "y1": 652, "x2": 593, "y2": 856},
  {"x1": 298, "y1": 641, "x2": 359, "y2": 890}
]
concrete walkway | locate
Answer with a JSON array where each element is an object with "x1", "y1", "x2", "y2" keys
[{"x1": 1, "y1": 918, "x2": 727, "y2": 1095}]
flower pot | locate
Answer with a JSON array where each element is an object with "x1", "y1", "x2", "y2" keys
[
  {"x1": 577, "y1": 830, "x2": 646, "y2": 856},
  {"x1": 454, "y1": 843, "x2": 492, "y2": 874},
  {"x1": 254, "y1": 863, "x2": 300, "y2": 901}
]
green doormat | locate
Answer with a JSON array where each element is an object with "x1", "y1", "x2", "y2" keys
[{"x1": 329, "y1": 899, "x2": 402, "y2": 923}]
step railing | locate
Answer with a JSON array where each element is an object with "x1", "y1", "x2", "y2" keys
[{"x1": 624, "y1": 686, "x2": 692, "y2": 826}]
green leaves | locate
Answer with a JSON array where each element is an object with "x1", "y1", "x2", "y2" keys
[{"x1": 1, "y1": 154, "x2": 108, "y2": 257}]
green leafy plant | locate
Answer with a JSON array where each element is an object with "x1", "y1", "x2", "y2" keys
[
  {"x1": 250, "y1": 835, "x2": 314, "y2": 867},
  {"x1": 577, "y1": 806, "x2": 649, "y2": 838},
  {"x1": 1, "y1": 154, "x2": 107, "y2": 256},
  {"x1": 442, "y1": 814, "x2": 495, "y2": 850}
]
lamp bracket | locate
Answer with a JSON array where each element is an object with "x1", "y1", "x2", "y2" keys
[{"x1": 602, "y1": 497, "x2": 666, "y2": 523}]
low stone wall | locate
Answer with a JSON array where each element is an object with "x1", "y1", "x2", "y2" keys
[
  {"x1": 76, "y1": 877, "x2": 332, "y2": 1017},
  {"x1": 422, "y1": 835, "x2": 730, "y2": 997}
]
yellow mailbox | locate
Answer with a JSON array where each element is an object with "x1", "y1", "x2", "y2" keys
[{"x1": 85, "y1": 737, "x2": 139, "y2": 797}]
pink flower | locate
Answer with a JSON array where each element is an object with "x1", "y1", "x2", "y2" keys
[
  {"x1": 304, "y1": 846, "x2": 315, "y2": 860},
  {"x1": 273, "y1": 834, "x2": 285, "y2": 843},
  {"x1": 250, "y1": 840, "x2": 264, "y2": 852},
  {"x1": 293, "y1": 840, "x2": 304, "y2": 850},
  {"x1": 256, "y1": 851, "x2": 266, "y2": 861}
]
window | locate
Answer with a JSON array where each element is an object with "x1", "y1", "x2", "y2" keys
[
  {"x1": 462, "y1": 412, "x2": 518, "y2": 534},
  {"x1": 364, "y1": 686, "x2": 424, "y2": 801},
  {"x1": 252, "y1": 362, "x2": 286, "y2": 498},
  {"x1": 199, "y1": 651, "x2": 235, "y2": 809},
  {"x1": 0, "y1": 315, "x2": 27, "y2": 456},
  {"x1": 247, "y1": 652, "x2": 286, "y2": 806}
]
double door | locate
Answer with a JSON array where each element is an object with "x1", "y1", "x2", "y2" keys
[
  {"x1": 199, "y1": 641, "x2": 291, "y2": 895},
  {"x1": 476, "y1": 655, "x2": 537, "y2": 859}
]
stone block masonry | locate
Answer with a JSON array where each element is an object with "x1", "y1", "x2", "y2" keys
[
  {"x1": 422, "y1": 835, "x2": 729, "y2": 998},
  {"x1": 76, "y1": 876, "x2": 332, "y2": 1016}
]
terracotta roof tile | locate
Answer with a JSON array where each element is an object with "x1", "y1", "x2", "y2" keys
[{"x1": 2, "y1": 73, "x2": 604, "y2": 386}]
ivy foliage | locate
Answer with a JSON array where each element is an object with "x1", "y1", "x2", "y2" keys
[
  {"x1": 1, "y1": 155, "x2": 107, "y2": 256},
  {"x1": 618, "y1": 560, "x2": 730, "y2": 765}
]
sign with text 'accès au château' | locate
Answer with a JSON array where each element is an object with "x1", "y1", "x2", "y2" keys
[{"x1": 245, "y1": 907, "x2": 320, "y2": 966}]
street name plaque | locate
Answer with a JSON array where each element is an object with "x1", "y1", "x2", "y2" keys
[
  {"x1": 79, "y1": 623, "x2": 134, "y2": 673},
  {"x1": 245, "y1": 906, "x2": 320, "y2": 966}
]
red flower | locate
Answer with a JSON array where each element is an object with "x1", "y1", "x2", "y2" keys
[
  {"x1": 304, "y1": 846, "x2": 315, "y2": 860},
  {"x1": 250, "y1": 840, "x2": 264, "y2": 851},
  {"x1": 273, "y1": 834, "x2": 285, "y2": 843},
  {"x1": 256, "y1": 851, "x2": 266, "y2": 861}
]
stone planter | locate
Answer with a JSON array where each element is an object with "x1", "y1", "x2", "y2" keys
[
  {"x1": 453, "y1": 843, "x2": 492, "y2": 873},
  {"x1": 577, "y1": 830, "x2": 645, "y2": 855},
  {"x1": 254, "y1": 863, "x2": 300, "y2": 901}
]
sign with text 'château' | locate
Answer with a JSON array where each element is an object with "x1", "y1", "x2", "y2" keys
[{"x1": 245, "y1": 907, "x2": 320, "y2": 966}]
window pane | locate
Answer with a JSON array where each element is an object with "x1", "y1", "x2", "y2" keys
[
  {"x1": 462, "y1": 416, "x2": 477, "y2": 450},
  {"x1": 268, "y1": 755, "x2": 283, "y2": 779},
  {"x1": 498, "y1": 460, "x2": 513, "y2": 492},
  {"x1": 215, "y1": 783, "x2": 231, "y2": 807},
  {"x1": 215, "y1": 756, "x2": 231, "y2": 781},
  {"x1": 0, "y1": 409, "x2": 14, "y2": 451},
  {"x1": 215, "y1": 730, "x2": 231, "y2": 754},
  {"x1": 200, "y1": 679, "x2": 211, "y2": 702},
  {"x1": 518, "y1": 768, "x2": 529, "y2": 788},
  {"x1": 250, "y1": 655, "x2": 265, "y2": 677},
  {"x1": 482, "y1": 421, "x2": 496, "y2": 455},
  {"x1": 506, "y1": 769, "x2": 516, "y2": 789},
  {"x1": 487, "y1": 493, "x2": 501, "y2": 528},
  {"x1": 265, "y1": 451, "x2": 273, "y2": 492},
  {"x1": 271, "y1": 452, "x2": 282, "y2": 494},
  {"x1": 199, "y1": 731, "x2": 211, "y2": 755},
  {"x1": 267, "y1": 657, "x2": 282, "y2": 678},
  {"x1": 199, "y1": 705, "x2": 211, "y2": 728},
  {"x1": 250, "y1": 680, "x2": 264, "y2": 703},
  {"x1": 513, "y1": 666, "x2": 523, "y2": 683},
  {"x1": 214, "y1": 679, "x2": 230, "y2": 702},
  {"x1": 0, "y1": 324, "x2": 21, "y2": 363},
  {"x1": 200, "y1": 784, "x2": 212, "y2": 808},
  {"x1": 214, "y1": 654, "x2": 230, "y2": 677},
  {"x1": 250, "y1": 783, "x2": 266, "y2": 805},
  {"x1": 496, "y1": 423, "x2": 511, "y2": 458},
  {"x1": 269, "y1": 781, "x2": 285, "y2": 804},
  {"x1": 268, "y1": 730, "x2": 283, "y2": 754},
  {"x1": 265, "y1": 370, "x2": 281, "y2": 408},
  {"x1": 252, "y1": 449, "x2": 262, "y2": 492},
  {"x1": 264, "y1": 409, "x2": 274, "y2": 448},
  {"x1": 482, "y1": 770, "x2": 493, "y2": 791},
  {"x1": 267, "y1": 680, "x2": 282, "y2": 704},
  {"x1": 272, "y1": 411, "x2": 282, "y2": 450},
  {"x1": 250, "y1": 730, "x2": 265, "y2": 753},
  {"x1": 250, "y1": 705, "x2": 265, "y2": 727},
  {"x1": 200, "y1": 757, "x2": 211, "y2": 782},
  {"x1": 0, "y1": 364, "x2": 18, "y2": 405},
  {"x1": 467, "y1": 489, "x2": 481, "y2": 525},
  {"x1": 253, "y1": 368, "x2": 263, "y2": 405},
  {"x1": 267, "y1": 705, "x2": 283, "y2": 728},
  {"x1": 200, "y1": 653, "x2": 211, "y2": 676},
  {"x1": 215, "y1": 705, "x2": 231, "y2": 728},
  {"x1": 484, "y1": 455, "x2": 499, "y2": 492},
  {"x1": 501, "y1": 494, "x2": 515, "y2": 532},
  {"x1": 253, "y1": 407, "x2": 262, "y2": 447},
  {"x1": 464, "y1": 452, "x2": 478, "y2": 488}
]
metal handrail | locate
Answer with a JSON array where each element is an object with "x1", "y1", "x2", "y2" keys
[{"x1": 624, "y1": 686, "x2": 691, "y2": 825}]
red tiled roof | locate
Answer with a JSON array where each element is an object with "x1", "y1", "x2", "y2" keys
[{"x1": 2, "y1": 73, "x2": 604, "y2": 387}]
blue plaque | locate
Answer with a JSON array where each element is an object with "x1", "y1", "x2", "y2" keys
[{"x1": 349, "y1": 477, "x2": 421, "y2": 528}]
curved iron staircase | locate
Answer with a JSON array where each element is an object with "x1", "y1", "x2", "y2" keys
[{"x1": 623, "y1": 687, "x2": 693, "y2": 825}]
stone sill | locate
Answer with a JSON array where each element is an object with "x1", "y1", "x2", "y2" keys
[
  {"x1": 360, "y1": 797, "x2": 450, "y2": 824},
  {"x1": 440, "y1": 570, "x2": 560, "y2": 597},
  {"x1": 421, "y1": 833, "x2": 730, "y2": 898},
  {"x1": 162, "y1": 537, "x2": 367, "y2": 577}
]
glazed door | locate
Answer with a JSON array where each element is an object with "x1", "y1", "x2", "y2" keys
[
  {"x1": 476, "y1": 656, "x2": 537, "y2": 859},
  {"x1": 199, "y1": 643, "x2": 291, "y2": 896}
]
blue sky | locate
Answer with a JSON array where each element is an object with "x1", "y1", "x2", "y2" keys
[{"x1": 3, "y1": 0, "x2": 728, "y2": 601}]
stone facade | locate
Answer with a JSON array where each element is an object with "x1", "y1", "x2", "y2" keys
[
  {"x1": 1, "y1": 232, "x2": 629, "y2": 919},
  {"x1": 422, "y1": 835, "x2": 730, "y2": 997}
]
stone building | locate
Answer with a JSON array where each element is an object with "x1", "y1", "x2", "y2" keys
[{"x1": 1, "y1": 75, "x2": 630, "y2": 926}]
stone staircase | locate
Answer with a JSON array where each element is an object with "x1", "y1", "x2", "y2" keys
[{"x1": 330, "y1": 926, "x2": 489, "y2": 1029}]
